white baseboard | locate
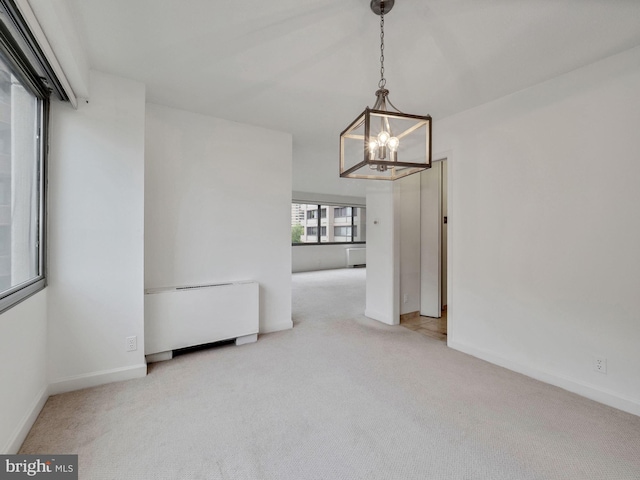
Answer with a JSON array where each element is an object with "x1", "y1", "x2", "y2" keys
[
  {"x1": 235, "y1": 333, "x2": 258, "y2": 346},
  {"x1": 48, "y1": 363, "x2": 147, "y2": 396},
  {"x1": 448, "y1": 340, "x2": 640, "y2": 417},
  {"x1": 364, "y1": 309, "x2": 397, "y2": 326},
  {"x1": 145, "y1": 351, "x2": 173, "y2": 363},
  {"x1": 261, "y1": 320, "x2": 293, "y2": 334},
  {"x1": 4, "y1": 385, "x2": 49, "y2": 454}
]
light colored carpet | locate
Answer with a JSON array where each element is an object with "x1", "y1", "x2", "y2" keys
[{"x1": 20, "y1": 268, "x2": 640, "y2": 479}]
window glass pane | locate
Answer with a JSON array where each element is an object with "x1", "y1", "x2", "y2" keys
[
  {"x1": 291, "y1": 203, "x2": 319, "y2": 244},
  {"x1": 0, "y1": 55, "x2": 41, "y2": 292},
  {"x1": 291, "y1": 203, "x2": 304, "y2": 243},
  {"x1": 333, "y1": 225, "x2": 358, "y2": 241},
  {"x1": 292, "y1": 203, "x2": 366, "y2": 244},
  {"x1": 334, "y1": 206, "x2": 355, "y2": 218},
  {"x1": 319, "y1": 205, "x2": 330, "y2": 243},
  {"x1": 353, "y1": 207, "x2": 365, "y2": 242}
]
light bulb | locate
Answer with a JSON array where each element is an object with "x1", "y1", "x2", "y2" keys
[
  {"x1": 368, "y1": 140, "x2": 378, "y2": 160},
  {"x1": 387, "y1": 137, "x2": 399, "y2": 162},
  {"x1": 377, "y1": 130, "x2": 390, "y2": 146}
]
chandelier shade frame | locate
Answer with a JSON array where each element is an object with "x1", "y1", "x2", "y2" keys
[
  {"x1": 338, "y1": 0, "x2": 432, "y2": 181},
  {"x1": 339, "y1": 106, "x2": 432, "y2": 181}
]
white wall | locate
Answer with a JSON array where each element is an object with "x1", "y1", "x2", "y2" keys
[
  {"x1": 398, "y1": 174, "x2": 421, "y2": 315},
  {"x1": 292, "y1": 244, "x2": 358, "y2": 273},
  {"x1": 47, "y1": 70, "x2": 147, "y2": 393},
  {"x1": 292, "y1": 191, "x2": 365, "y2": 208},
  {"x1": 365, "y1": 182, "x2": 399, "y2": 325},
  {"x1": 26, "y1": 0, "x2": 90, "y2": 99},
  {"x1": 291, "y1": 191, "x2": 366, "y2": 273},
  {"x1": 145, "y1": 103, "x2": 292, "y2": 334},
  {"x1": 439, "y1": 46, "x2": 640, "y2": 415},
  {"x1": 293, "y1": 146, "x2": 368, "y2": 198},
  {"x1": 0, "y1": 291, "x2": 48, "y2": 453}
]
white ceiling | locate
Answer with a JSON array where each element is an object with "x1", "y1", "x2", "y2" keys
[{"x1": 60, "y1": 0, "x2": 640, "y2": 192}]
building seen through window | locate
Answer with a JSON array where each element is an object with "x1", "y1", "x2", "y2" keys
[
  {"x1": 291, "y1": 203, "x2": 365, "y2": 244},
  {"x1": 0, "y1": 56, "x2": 42, "y2": 294},
  {"x1": 0, "y1": 1, "x2": 57, "y2": 313}
]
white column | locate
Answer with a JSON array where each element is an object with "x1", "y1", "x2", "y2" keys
[{"x1": 365, "y1": 182, "x2": 400, "y2": 325}]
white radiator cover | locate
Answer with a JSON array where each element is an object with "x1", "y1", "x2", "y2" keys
[
  {"x1": 346, "y1": 248, "x2": 366, "y2": 267},
  {"x1": 144, "y1": 281, "x2": 259, "y2": 355}
]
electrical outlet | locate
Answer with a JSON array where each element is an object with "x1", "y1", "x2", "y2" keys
[
  {"x1": 594, "y1": 356, "x2": 607, "y2": 374},
  {"x1": 403, "y1": 294, "x2": 408, "y2": 304},
  {"x1": 126, "y1": 336, "x2": 137, "y2": 352}
]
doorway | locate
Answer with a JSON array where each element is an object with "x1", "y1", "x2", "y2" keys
[
  {"x1": 400, "y1": 159, "x2": 448, "y2": 339},
  {"x1": 420, "y1": 159, "x2": 448, "y2": 320}
]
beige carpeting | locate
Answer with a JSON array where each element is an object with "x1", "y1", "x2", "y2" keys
[{"x1": 20, "y1": 268, "x2": 640, "y2": 479}]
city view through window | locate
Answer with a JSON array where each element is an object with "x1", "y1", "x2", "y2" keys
[
  {"x1": 0, "y1": 58, "x2": 42, "y2": 294},
  {"x1": 291, "y1": 203, "x2": 366, "y2": 244}
]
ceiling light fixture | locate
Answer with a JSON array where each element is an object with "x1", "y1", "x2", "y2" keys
[{"x1": 340, "y1": 0, "x2": 432, "y2": 180}]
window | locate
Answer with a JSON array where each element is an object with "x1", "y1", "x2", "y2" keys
[
  {"x1": 0, "y1": 0, "x2": 62, "y2": 312},
  {"x1": 291, "y1": 202, "x2": 365, "y2": 245},
  {"x1": 303, "y1": 226, "x2": 326, "y2": 240},
  {"x1": 334, "y1": 226, "x2": 357, "y2": 238},
  {"x1": 334, "y1": 207, "x2": 355, "y2": 218}
]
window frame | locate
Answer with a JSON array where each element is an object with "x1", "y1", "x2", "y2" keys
[
  {"x1": 0, "y1": 0, "x2": 53, "y2": 313},
  {"x1": 291, "y1": 202, "x2": 366, "y2": 246}
]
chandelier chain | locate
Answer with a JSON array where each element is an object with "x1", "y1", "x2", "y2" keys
[{"x1": 379, "y1": 10, "x2": 386, "y2": 89}]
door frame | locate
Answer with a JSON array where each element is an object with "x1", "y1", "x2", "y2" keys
[{"x1": 420, "y1": 157, "x2": 448, "y2": 318}]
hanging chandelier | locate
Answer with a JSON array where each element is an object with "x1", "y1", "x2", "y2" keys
[{"x1": 340, "y1": 0, "x2": 432, "y2": 180}]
